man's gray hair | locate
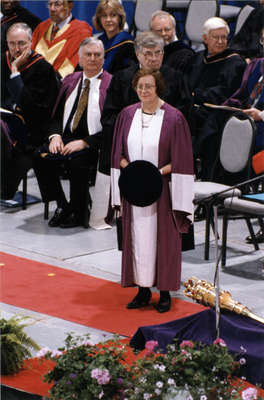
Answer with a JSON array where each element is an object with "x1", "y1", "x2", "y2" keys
[
  {"x1": 7, "y1": 22, "x2": 32, "y2": 40},
  {"x1": 134, "y1": 31, "x2": 164, "y2": 53},
  {"x1": 149, "y1": 10, "x2": 176, "y2": 30},
  {"x1": 203, "y1": 17, "x2": 230, "y2": 36},
  {"x1": 78, "y1": 37, "x2": 105, "y2": 57}
]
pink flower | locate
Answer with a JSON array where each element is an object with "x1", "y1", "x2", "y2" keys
[
  {"x1": 241, "y1": 387, "x2": 258, "y2": 400},
  {"x1": 213, "y1": 338, "x2": 227, "y2": 347},
  {"x1": 36, "y1": 347, "x2": 52, "y2": 358},
  {"x1": 91, "y1": 368, "x2": 111, "y2": 385},
  {"x1": 145, "y1": 340, "x2": 158, "y2": 354},
  {"x1": 179, "y1": 340, "x2": 194, "y2": 349}
]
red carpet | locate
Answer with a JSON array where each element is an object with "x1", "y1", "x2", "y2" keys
[{"x1": 1, "y1": 252, "x2": 205, "y2": 337}]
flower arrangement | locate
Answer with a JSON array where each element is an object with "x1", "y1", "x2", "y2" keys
[
  {"x1": 38, "y1": 334, "x2": 263, "y2": 400},
  {"x1": 40, "y1": 333, "x2": 131, "y2": 400}
]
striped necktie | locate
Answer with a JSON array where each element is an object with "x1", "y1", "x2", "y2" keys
[
  {"x1": 72, "y1": 79, "x2": 90, "y2": 132},
  {"x1": 250, "y1": 76, "x2": 264, "y2": 107},
  {"x1": 50, "y1": 24, "x2": 59, "y2": 41}
]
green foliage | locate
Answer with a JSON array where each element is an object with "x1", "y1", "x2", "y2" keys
[
  {"x1": 1, "y1": 316, "x2": 40, "y2": 375},
  {"x1": 42, "y1": 333, "x2": 131, "y2": 400}
]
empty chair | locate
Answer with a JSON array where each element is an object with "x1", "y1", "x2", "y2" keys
[
  {"x1": 184, "y1": 0, "x2": 218, "y2": 50},
  {"x1": 194, "y1": 113, "x2": 256, "y2": 260},
  {"x1": 234, "y1": 4, "x2": 254, "y2": 35},
  {"x1": 130, "y1": 0, "x2": 164, "y2": 36},
  {"x1": 222, "y1": 196, "x2": 264, "y2": 267}
]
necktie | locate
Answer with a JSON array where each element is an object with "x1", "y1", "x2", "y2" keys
[
  {"x1": 72, "y1": 79, "x2": 90, "y2": 132},
  {"x1": 50, "y1": 24, "x2": 59, "y2": 41},
  {"x1": 249, "y1": 76, "x2": 264, "y2": 107}
]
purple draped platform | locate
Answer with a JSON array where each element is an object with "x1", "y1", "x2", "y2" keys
[{"x1": 130, "y1": 309, "x2": 264, "y2": 387}]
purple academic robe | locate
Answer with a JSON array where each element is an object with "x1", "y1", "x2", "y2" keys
[
  {"x1": 111, "y1": 102, "x2": 194, "y2": 291},
  {"x1": 52, "y1": 70, "x2": 112, "y2": 118}
]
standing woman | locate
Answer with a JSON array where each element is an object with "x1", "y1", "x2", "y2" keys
[
  {"x1": 111, "y1": 69, "x2": 194, "y2": 313},
  {"x1": 93, "y1": 0, "x2": 135, "y2": 74}
]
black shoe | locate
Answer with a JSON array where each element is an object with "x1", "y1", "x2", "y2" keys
[
  {"x1": 156, "y1": 291, "x2": 171, "y2": 313},
  {"x1": 59, "y1": 213, "x2": 82, "y2": 228},
  {"x1": 48, "y1": 208, "x2": 69, "y2": 227},
  {"x1": 126, "y1": 288, "x2": 152, "y2": 309},
  {"x1": 246, "y1": 229, "x2": 264, "y2": 244}
]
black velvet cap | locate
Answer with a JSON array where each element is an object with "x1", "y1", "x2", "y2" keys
[{"x1": 118, "y1": 160, "x2": 163, "y2": 207}]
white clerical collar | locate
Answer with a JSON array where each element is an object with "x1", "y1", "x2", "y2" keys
[
  {"x1": 83, "y1": 69, "x2": 103, "y2": 84},
  {"x1": 0, "y1": 11, "x2": 3, "y2": 19},
  {"x1": 55, "y1": 13, "x2": 72, "y2": 30}
]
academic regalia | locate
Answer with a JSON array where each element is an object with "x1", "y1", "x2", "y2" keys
[
  {"x1": 225, "y1": 58, "x2": 264, "y2": 151},
  {"x1": 1, "y1": 50, "x2": 58, "y2": 198},
  {"x1": 1, "y1": 50, "x2": 59, "y2": 146},
  {"x1": 163, "y1": 40, "x2": 194, "y2": 73},
  {"x1": 98, "y1": 30, "x2": 135, "y2": 74},
  {"x1": 230, "y1": 6, "x2": 264, "y2": 59},
  {"x1": 111, "y1": 102, "x2": 194, "y2": 290},
  {"x1": 1, "y1": 5, "x2": 41, "y2": 53},
  {"x1": 32, "y1": 18, "x2": 92, "y2": 78},
  {"x1": 100, "y1": 62, "x2": 190, "y2": 175}
]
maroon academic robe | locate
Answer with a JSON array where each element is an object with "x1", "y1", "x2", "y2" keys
[{"x1": 111, "y1": 102, "x2": 194, "y2": 291}]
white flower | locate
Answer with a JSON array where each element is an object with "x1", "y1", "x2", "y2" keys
[
  {"x1": 153, "y1": 364, "x2": 160, "y2": 370},
  {"x1": 168, "y1": 378, "x2": 175, "y2": 385},
  {"x1": 140, "y1": 377, "x2": 147, "y2": 384},
  {"x1": 98, "y1": 390, "x2": 104, "y2": 399},
  {"x1": 186, "y1": 396, "x2": 193, "y2": 400},
  {"x1": 240, "y1": 345, "x2": 247, "y2": 353},
  {"x1": 156, "y1": 381, "x2": 163, "y2": 388},
  {"x1": 36, "y1": 347, "x2": 51, "y2": 358},
  {"x1": 83, "y1": 340, "x2": 94, "y2": 346},
  {"x1": 239, "y1": 357, "x2": 246, "y2": 365},
  {"x1": 143, "y1": 393, "x2": 152, "y2": 400},
  {"x1": 200, "y1": 396, "x2": 207, "y2": 400},
  {"x1": 51, "y1": 349, "x2": 63, "y2": 357},
  {"x1": 155, "y1": 389, "x2": 161, "y2": 395},
  {"x1": 159, "y1": 364, "x2": 166, "y2": 372}
]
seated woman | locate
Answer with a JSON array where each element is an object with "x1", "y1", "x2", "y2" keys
[
  {"x1": 93, "y1": 0, "x2": 135, "y2": 74},
  {"x1": 111, "y1": 69, "x2": 194, "y2": 313}
]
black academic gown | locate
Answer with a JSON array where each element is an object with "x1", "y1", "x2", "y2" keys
[
  {"x1": 100, "y1": 61, "x2": 190, "y2": 175},
  {"x1": 163, "y1": 40, "x2": 194, "y2": 73},
  {"x1": 1, "y1": 6, "x2": 41, "y2": 53},
  {"x1": 230, "y1": 6, "x2": 264, "y2": 59},
  {"x1": 1, "y1": 51, "x2": 59, "y2": 198},
  {"x1": 183, "y1": 48, "x2": 247, "y2": 139}
]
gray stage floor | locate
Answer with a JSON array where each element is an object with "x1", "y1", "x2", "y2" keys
[{"x1": 1, "y1": 172, "x2": 264, "y2": 356}]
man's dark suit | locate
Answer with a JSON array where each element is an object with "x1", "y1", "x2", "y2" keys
[{"x1": 100, "y1": 62, "x2": 190, "y2": 175}]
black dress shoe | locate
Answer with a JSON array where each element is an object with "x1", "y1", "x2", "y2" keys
[
  {"x1": 48, "y1": 208, "x2": 69, "y2": 227},
  {"x1": 126, "y1": 288, "x2": 152, "y2": 309},
  {"x1": 246, "y1": 229, "x2": 264, "y2": 244},
  {"x1": 60, "y1": 213, "x2": 81, "y2": 228},
  {"x1": 156, "y1": 291, "x2": 171, "y2": 313},
  {"x1": 156, "y1": 298, "x2": 171, "y2": 313}
]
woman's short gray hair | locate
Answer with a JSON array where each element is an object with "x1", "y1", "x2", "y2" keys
[
  {"x1": 134, "y1": 31, "x2": 164, "y2": 53},
  {"x1": 78, "y1": 37, "x2": 105, "y2": 57},
  {"x1": 203, "y1": 17, "x2": 230, "y2": 36},
  {"x1": 7, "y1": 22, "x2": 32, "y2": 41}
]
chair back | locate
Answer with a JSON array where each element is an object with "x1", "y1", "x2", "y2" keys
[
  {"x1": 234, "y1": 4, "x2": 254, "y2": 35},
  {"x1": 184, "y1": 0, "x2": 218, "y2": 50},
  {"x1": 131, "y1": 0, "x2": 164, "y2": 36},
  {"x1": 219, "y1": 113, "x2": 256, "y2": 176}
]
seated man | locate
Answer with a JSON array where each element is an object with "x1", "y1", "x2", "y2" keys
[
  {"x1": 149, "y1": 10, "x2": 194, "y2": 73},
  {"x1": 1, "y1": 22, "x2": 59, "y2": 199},
  {"x1": 35, "y1": 37, "x2": 112, "y2": 229},
  {"x1": 183, "y1": 17, "x2": 247, "y2": 179},
  {"x1": 1, "y1": 0, "x2": 41, "y2": 53},
  {"x1": 100, "y1": 30, "x2": 189, "y2": 176},
  {"x1": 31, "y1": 0, "x2": 92, "y2": 78}
]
